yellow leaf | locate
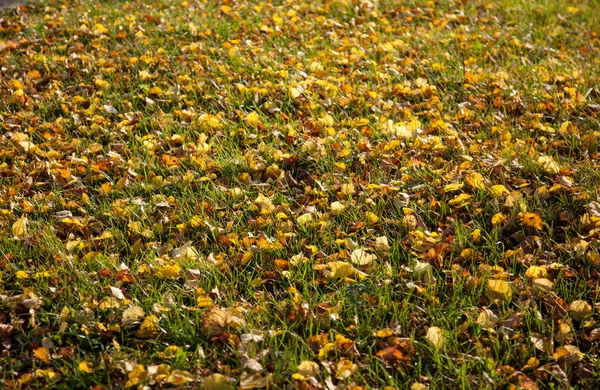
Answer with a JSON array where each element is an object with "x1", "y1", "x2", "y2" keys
[
  {"x1": 521, "y1": 212, "x2": 543, "y2": 230},
  {"x1": 426, "y1": 326, "x2": 445, "y2": 349},
  {"x1": 136, "y1": 315, "x2": 160, "y2": 339},
  {"x1": 553, "y1": 345, "x2": 584, "y2": 366},
  {"x1": 466, "y1": 172, "x2": 486, "y2": 189},
  {"x1": 531, "y1": 278, "x2": 554, "y2": 297},
  {"x1": 197, "y1": 295, "x2": 214, "y2": 308},
  {"x1": 489, "y1": 184, "x2": 508, "y2": 197},
  {"x1": 522, "y1": 357, "x2": 540, "y2": 371},
  {"x1": 202, "y1": 307, "x2": 246, "y2": 336},
  {"x1": 350, "y1": 248, "x2": 376, "y2": 266},
  {"x1": 79, "y1": 361, "x2": 93, "y2": 373},
  {"x1": 460, "y1": 248, "x2": 474, "y2": 260},
  {"x1": 413, "y1": 261, "x2": 436, "y2": 285},
  {"x1": 375, "y1": 328, "x2": 394, "y2": 338},
  {"x1": 16, "y1": 270, "x2": 28, "y2": 279},
  {"x1": 148, "y1": 364, "x2": 171, "y2": 381},
  {"x1": 374, "y1": 236, "x2": 390, "y2": 252},
  {"x1": 341, "y1": 182, "x2": 355, "y2": 195},
  {"x1": 525, "y1": 265, "x2": 547, "y2": 279},
  {"x1": 491, "y1": 213, "x2": 507, "y2": 226},
  {"x1": 203, "y1": 373, "x2": 232, "y2": 390},
  {"x1": 485, "y1": 279, "x2": 512, "y2": 302},
  {"x1": 294, "y1": 360, "x2": 320, "y2": 380},
  {"x1": 18, "y1": 373, "x2": 33, "y2": 385},
  {"x1": 335, "y1": 359, "x2": 356, "y2": 379},
  {"x1": 244, "y1": 111, "x2": 260, "y2": 127},
  {"x1": 476, "y1": 309, "x2": 499, "y2": 330},
  {"x1": 125, "y1": 365, "x2": 147, "y2": 388},
  {"x1": 9, "y1": 79, "x2": 24, "y2": 90},
  {"x1": 12, "y1": 215, "x2": 28, "y2": 238},
  {"x1": 444, "y1": 183, "x2": 463, "y2": 192},
  {"x1": 448, "y1": 193, "x2": 471, "y2": 207},
  {"x1": 158, "y1": 264, "x2": 181, "y2": 279},
  {"x1": 365, "y1": 211, "x2": 379, "y2": 224},
  {"x1": 11, "y1": 88, "x2": 25, "y2": 104},
  {"x1": 569, "y1": 300, "x2": 592, "y2": 321},
  {"x1": 254, "y1": 194, "x2": 275, "y2": 214},
  {"x1": 327, "y1": 261, "x2": 356, "y2": 278},
  {"x1": 296, "y1": 213, "x2": 313, "y2": 226},
  {"x1": 22, "y1": 200, "x2": 36, "y2": 213},
  {"x1": 35, "y1": 369, "x2": 56, "y2": 380},
  {"x1": 289, "y1": 87, "x2": 301, "y2": 99},
  {"x1": 240, "y1": 372, "x2": 268, "y2": 389},
  {"x1": 159, "y1": 345, "x2": 181, "y2": 359},
  {"x1": 330, "y1": 201, "x2": 346, "y2": 216},
  {"x1": 537, "y1": 155, "x2": 560, "y2": 174},
  {"x1": 165, "y1": 370, "x2": 194, "y2": 386},
  {"x1": 92, "y1": 23, "x2": 109, "y2": 36},
  {"x1": 61, "y1": 217, "x2": 83, "y2": 227},
  {"x1": 33, "y1": 347, "x2": 51, "y2": 363},
  {"x1": 471, "y1": 229, "x2": 481, "y2": 243}
]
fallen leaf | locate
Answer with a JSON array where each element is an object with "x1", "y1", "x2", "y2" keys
[
  {"x1": 568, "y1": 300, "x2": 592, "y2": 321},
  {"x1": 125, "y1": 365, "x2": 147, "y2": 388},
  {"x1": 448, "y1": 193, "x2": 472, "y2": 207},
  {"x1": 122, "y1": 305, "x2": 145, "y2": 328},
  {"x1": 110, "y1": 286, "x2": 125, "y2": 300},
  {"x1": 485, "y1": 279, "x2": 512, "y2": 302},
  {"x1": 240, "y1": 372, "x2": 268, "y2": 389},
  {"x1": 79, "y1": 361, "x2": 93, "y2": 374},
  {"x1": 531, "y1": 278, "x2": 554, "y2": 297},
  {"x1": 350, "y1": 248, "x2": 376, "y2": 266},
  {"x1": 477, "y1": 309, "x2": 499, "y2": 330},
  {"x1": 12, "y1": 215, "x2": 28, "y2": 238},
  {"x1": 201, "y1": 307, "x2": 246, "y2": 336},
  {"x1": 327, "y1": 261, "x2": 356, "y2": 278},
  {"x1": 245, "y1": 111, "x2": 260, "y2": 127},
  {"x1": 335, "y1": 359, "x2": 356, "y2": 379},
  {"x1": 203, "y1": 373, "x2": 232, "y2": 390},
  {"x1": 537, "y1": 155, "x2": 560, "y2": 174},
  {"x1": 33, "y1": 347, "x2": 51, "y2": 363},
  {"x1": 490, "y1": 184, "x2": 508, "y2": 197},
  {"x1": 522, "y1": 357, "x2": 540, "y2": 371},
  {"x1": 426, "y1": 326, "x2": 445, "y2": 349},
  {"x1": 295, "y1": 360, "x2": 320, "y2": 380},
  {"x1": 159, "y1": 345, "x2": 181, "y2": 359},
  {"x1": 165, "y1": 370, "x2": 194, "y2": 386},
  {"x1": 136, "y1": 315, "x2": 160, "y2": 338},
  {"x1": 413, "y1": 261, "x2": 436, "y2": 286},
  {"x1": 522, "y1": 212, "x2": 544, "y2": 230}
]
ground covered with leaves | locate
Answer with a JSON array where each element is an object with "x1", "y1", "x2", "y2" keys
[{"x1": 0, "y1": 0, "x2": 599, "y2": 388}]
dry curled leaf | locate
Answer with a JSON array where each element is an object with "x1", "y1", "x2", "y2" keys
[
  {"x1": 122, "y1": 306, "x2": 145, "y2": 328},
  {"x1": 201, "y1": 307, "x2": 246, "y2": 336}
]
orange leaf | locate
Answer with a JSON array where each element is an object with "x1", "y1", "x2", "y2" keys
[{"x1": 33, "y1": 347, "x2": 51, "y2": 363}]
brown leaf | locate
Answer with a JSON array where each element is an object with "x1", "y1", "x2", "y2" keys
[
  {"x1": 0, "y1": 40, "x2": 19, "y2": 52},
  {"x1": 376, "y1": 347, "x2": 412, "y2": 363}
]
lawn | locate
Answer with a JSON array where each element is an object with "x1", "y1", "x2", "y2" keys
[{"x1": 0, "y1": 0, "x2": 599, "y2": 388}]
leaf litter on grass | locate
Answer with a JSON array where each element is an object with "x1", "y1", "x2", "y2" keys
[{"x1": 0, "y1": 0, "x2": 599, "y2": 388}]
